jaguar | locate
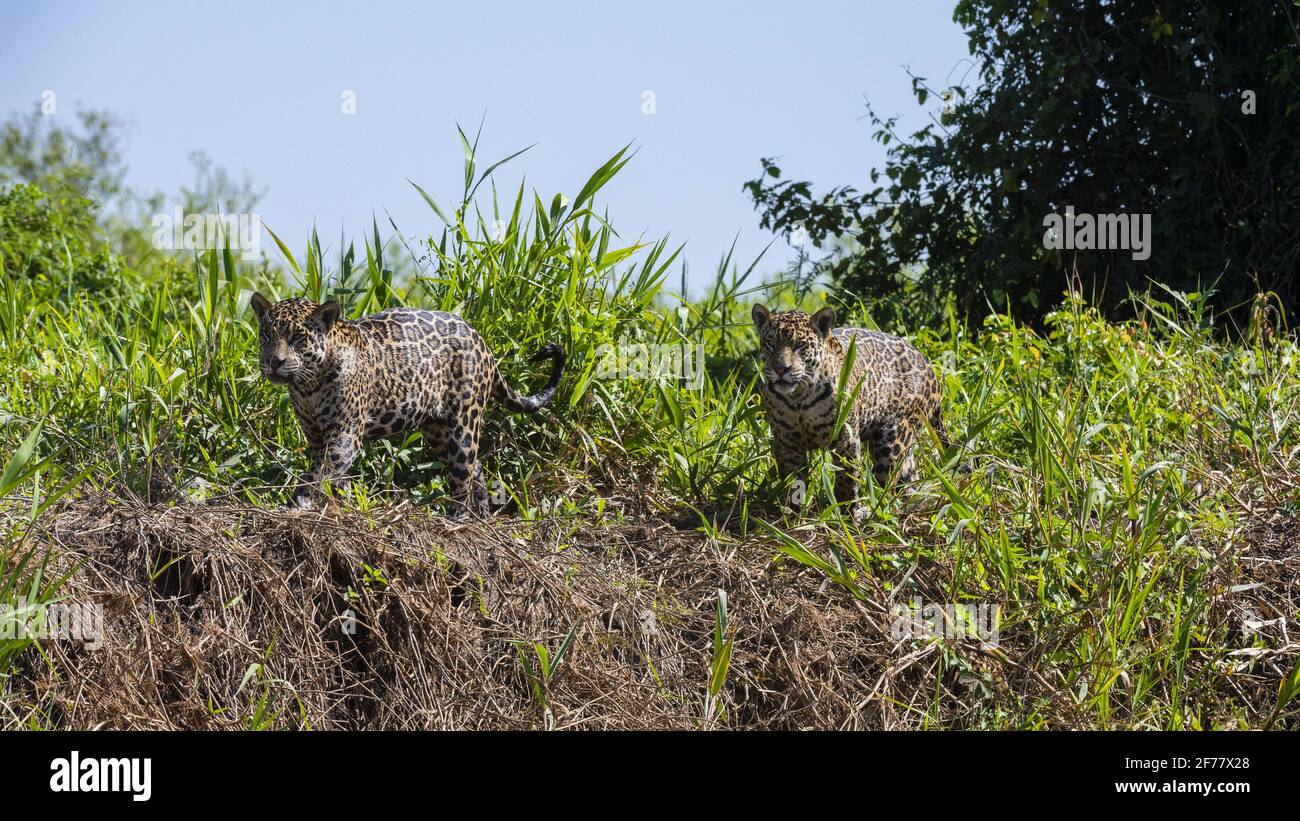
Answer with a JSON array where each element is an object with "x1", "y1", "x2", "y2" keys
[
  {"x1": 251, "y1": 293, "x2": 564, "y2": 516},
  {"x1": 751, "y1": 303, "x2": 950, "y2": 517}
]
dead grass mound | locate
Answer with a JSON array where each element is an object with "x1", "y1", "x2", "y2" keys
[
  {"x1": 9, "y1": 494, "x2": 987, "y2": 730},
  {"x1": 12, "y1": 494, "x2": 1291, "y2": 729}
]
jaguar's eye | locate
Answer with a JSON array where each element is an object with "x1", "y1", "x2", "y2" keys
[{"x1": 289, "y1": 335, "x2": 305, "y2": 347}]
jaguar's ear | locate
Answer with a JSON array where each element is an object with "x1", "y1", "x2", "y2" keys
[
  {"x1": 250, "y1": 291, "x2": 272, "y2": 322},
  {"x1": 752, "y1": 303, "x2": 771, "y2": 332},
  {"x1": 313, "y1": 300, "x2": 341, "y2": 330},
  {"x1": 811, "y1": 306, "x2": 835, "y2": 339}
]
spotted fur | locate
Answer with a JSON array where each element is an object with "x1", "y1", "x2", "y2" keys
[
  {"x1": 251, "y1": 293, "x2": 564, "y2": 516},
  {"x1": 751, "y1": 304, "x2": 949, "y2": 515}
]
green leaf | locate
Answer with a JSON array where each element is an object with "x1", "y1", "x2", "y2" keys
[
  {"x1": 0, "y1": 423, "x2": 43, "y2": 497},
  {"x1": 262, "y1": 222, "x2": 301, "y2": 274},
  {"x1": 407, "y1": 179, "x2": 451, "y2": 225}
]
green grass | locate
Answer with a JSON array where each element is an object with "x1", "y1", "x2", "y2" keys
[{"x1": 1, "y1": 135, "x2": 1297, "y2": 729}]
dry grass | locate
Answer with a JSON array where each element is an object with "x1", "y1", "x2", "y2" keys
[
  {"x1": 4, "y1": 481, "x2": 1296, "y2": 730},
  {"x1": 2, "y1": 493, "x2": 1034, "y2": 730}
]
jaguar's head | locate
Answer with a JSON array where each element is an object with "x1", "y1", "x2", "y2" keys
[
  {"x1": 751, "y1": 304, "x2": 836, "y2": 395},
  {"x1": 250, "y1": 293, "x2": 340, "y2": 388}
]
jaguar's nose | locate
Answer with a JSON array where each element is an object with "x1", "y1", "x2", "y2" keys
[{"x1": 269, "y1": 356, "x2": 286, "y2": 371}]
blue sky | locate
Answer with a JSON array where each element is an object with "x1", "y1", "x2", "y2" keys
[{"x1": 2, "y1": 0, "x2": 971, "y2": 292}]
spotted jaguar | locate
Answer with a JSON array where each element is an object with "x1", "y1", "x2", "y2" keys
[
  {"x1": 251, "y1": 293, "x2": 564, "y2": 516},
  {"x1": 751, "y1": 303, "x2": 950, "y2": 516}
]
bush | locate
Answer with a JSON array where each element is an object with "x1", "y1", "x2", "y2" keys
[{"x1": 746, "y1": 0, "x2": 1300, "y2": 330}]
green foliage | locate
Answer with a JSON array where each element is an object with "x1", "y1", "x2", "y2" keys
[
  {"x1": 746, "y1": 0, "x2": 1300, "y2": 328},
  {"x1": 0, "y1": 424, "x2": 80, "y2": 706},
  {"x1": 0, "y1": 104, "x2": 279, "y2": 274},
  {"x1": 0, "y1": 183, "x2": 118, "y2": 289},
  {"x1": 0, "y1": 107, "x2": 128, "y2": 210},
  {"x1": 511, "y1": 621, "x2": 579, "y2": 729},
  {"x1": 704, "y1": 588, "x2": 734, "y2": 726},
  {"x1": 1, "y1": 129, "x2": 1296, "y2": 729}
]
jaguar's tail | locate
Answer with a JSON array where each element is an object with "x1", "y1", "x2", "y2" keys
[{"x1": 493, "y1": 342, "x2": 566, "y2": 413}]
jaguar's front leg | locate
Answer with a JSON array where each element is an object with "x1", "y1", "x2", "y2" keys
[
  {"x1": 772, "y1": 436, "x2": 810, "y2": 515},
  {"x1": 831, "y1": 425, "x2": 867, "y2": 522},
  {"x1": 295, "y1": 415, "x2": 363, "y2": 510},
  {"x1": 288, "y1": 400, "x2": 326, "y2": 508},
  {"x1": 291, "y1": 443, "x2": 325, "y2": 509}
]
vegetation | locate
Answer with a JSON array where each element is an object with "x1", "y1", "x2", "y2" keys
[
  {"x1": 746, "y1": 0, "x2": 1300, "y2": 328},
  {"x1": 0, "y1": 119, "x2": 1297, "y2": 728}
]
